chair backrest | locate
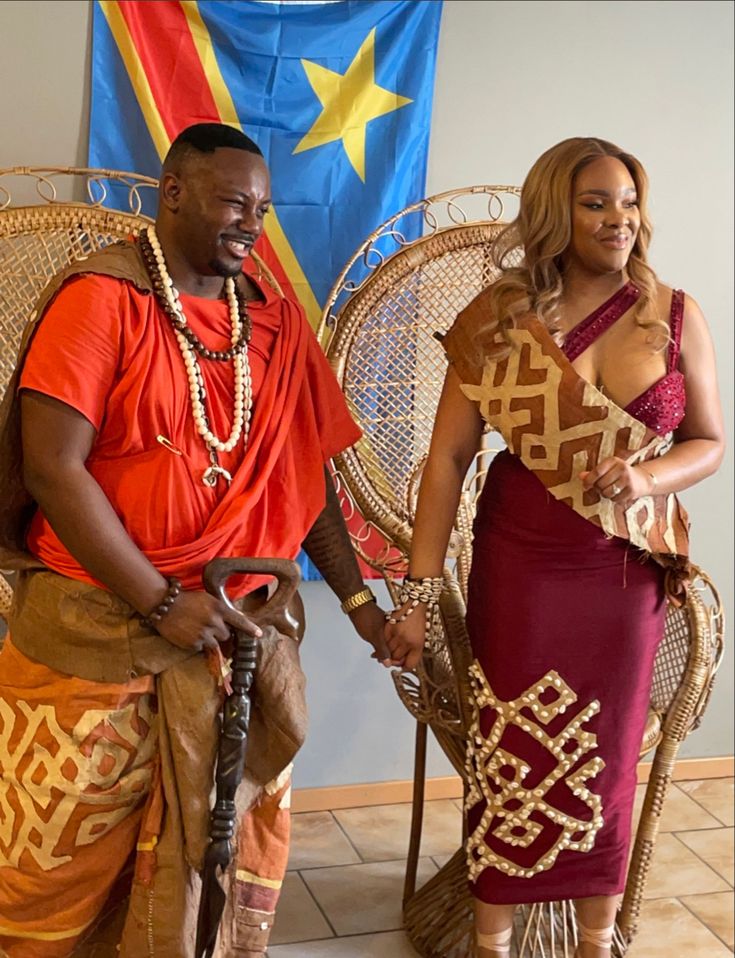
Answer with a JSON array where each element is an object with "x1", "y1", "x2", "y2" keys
[
  {"x1": 321, "y1": 186, "x2": 522, "y2": 745},
  {"x1": 0, "y1": 167, "x2": 160, "y2": 402},
  {"x1": 320, "y1": 187, "x2": 521, "y2": 559}
]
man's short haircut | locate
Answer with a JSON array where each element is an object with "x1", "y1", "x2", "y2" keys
[{"x1": 163, "y1": 123, "x2": 263, "y2": 173}]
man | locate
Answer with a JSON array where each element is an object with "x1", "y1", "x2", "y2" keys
[{"x1": 0, "y1": 123, "x2": 390, "y2": 957}]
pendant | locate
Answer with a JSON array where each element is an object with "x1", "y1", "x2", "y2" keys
[
  {"x1": 202, "y1": 463, "x2": 233, "y2": 487},
  {"x1": 203, "y1": 449, "x2": 232, "y2": 487}
]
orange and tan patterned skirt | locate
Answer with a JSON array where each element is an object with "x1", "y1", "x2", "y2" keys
[{"x1": 0, "y1": 635, "x2": 156, "y2": 957}]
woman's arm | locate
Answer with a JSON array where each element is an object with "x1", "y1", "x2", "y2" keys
[
  {"x1": 583, "y1": 295, "x2": 725, "y2": 503},
  {"x1": 385, "y1": 366, "x2": 484, "y2": 668}
]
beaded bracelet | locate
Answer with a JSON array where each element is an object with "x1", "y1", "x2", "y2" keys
[
  {"x1": 386, "y1": 576, "x2": 443, "y2": 627},
  {"x1": 143, "y1": 577, "x2": 182, "y2": 627}
]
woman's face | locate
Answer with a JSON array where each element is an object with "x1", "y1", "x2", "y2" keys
[{"x1": 566, "y1": 155, "x2": 640, "y2": 277}]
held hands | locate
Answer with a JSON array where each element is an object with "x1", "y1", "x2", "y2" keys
[
  {"x1": 580, "y1": 457, "x2": 657, "y2": 510},
  {"x1": 153, "y1": 589, "x2": 262, "y2": 652},
  {"x1": 348, "y1": 600, "x2": 402, "y2": 668},
  {"x1": 384, "y1": 600, "x2": 427, "y2": 672}
]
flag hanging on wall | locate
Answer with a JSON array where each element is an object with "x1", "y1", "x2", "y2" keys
[{"x1": 89, "y1": 0, "x2": 443, "y2": 578}]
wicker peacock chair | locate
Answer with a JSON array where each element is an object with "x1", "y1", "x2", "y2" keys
[
  {"x1": 0, "y1": 166, "x2": 282, "y2": 633},
  {"x1": 317, "y1": 187, "x2": 725, "y2": 958}
]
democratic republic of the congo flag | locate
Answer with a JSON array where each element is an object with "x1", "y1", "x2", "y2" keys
[{"x1": 89, "y1": 0, "x2": 443, "y2": 578}]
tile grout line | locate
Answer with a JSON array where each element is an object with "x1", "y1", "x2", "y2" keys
[
  {"x1": 675, "y1": 893, "x2": 734, "y2": 952},
  {"x1": 329, "y1": 809, "x2": 375, "y2": 864},
  {"x1": 289, "y1": 856, "x2": 436, "y2": 943},
  {"x1": 270, "y1": 927, "x2": 416, "y2": 952},
  {"x1": 637, "y1": 782, "x2": 726, "y2": 833},
  {"x1": 296, "y1": 858, "x2": 414, "y2": 943},
  {"x1": 671, "y1": 829, "x2": 733, "y2": 888},
  {"x1": 293, "y1": 869, "x2": 340, "y2": 940},
  {"x1": 677, "y1": 782, "x2": 732, "y2": 829}
]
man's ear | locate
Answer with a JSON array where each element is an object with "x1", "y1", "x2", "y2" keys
[{"x1": 160, "y1": 171, "x2": 182, "y2": 212}]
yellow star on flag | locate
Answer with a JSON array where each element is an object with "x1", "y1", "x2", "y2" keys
[{"x1": 293, "y1": 28, "x2": 412, "y2": 182}]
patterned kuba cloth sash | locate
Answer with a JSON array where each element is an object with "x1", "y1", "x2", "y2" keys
[{"x1": 449, "y1": 313, "x2": 690, "y2": 594}]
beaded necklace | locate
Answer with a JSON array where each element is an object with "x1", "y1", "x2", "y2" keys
[{"x1": 139, "y1": 225, "x2": 253, "y2": 488}]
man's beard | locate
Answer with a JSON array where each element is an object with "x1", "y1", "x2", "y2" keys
[{"x1": 209, "y1": 257, "x2": 242, "y2": 279}]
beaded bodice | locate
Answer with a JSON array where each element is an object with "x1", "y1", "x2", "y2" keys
[{"x1": 562, "y1": 283, "x2": 686, "y2": 436}]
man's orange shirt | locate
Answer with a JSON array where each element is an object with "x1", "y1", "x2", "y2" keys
[{"x1": 19, "y1": 267, "x2": 360, "y2": 595}]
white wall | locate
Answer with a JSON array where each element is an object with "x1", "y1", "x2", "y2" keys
[{"x1": 0, "y1": 0, "x2": 731, "y2": 789}]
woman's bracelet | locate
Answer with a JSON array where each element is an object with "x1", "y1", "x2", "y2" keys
[
  {"x1": 386, "y1": 575, "x2": 444, "y2": 625},
  {"x1": 143, "y1": 577, "x2": 182, "y2": 627}
]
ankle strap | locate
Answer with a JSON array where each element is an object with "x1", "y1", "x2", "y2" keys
[
  {"x1": 477, "y1": 927, "x2": 512, "y2": 955},
  {"x1": 578, "y1": 920, "x2": 615, "y2": 948}
]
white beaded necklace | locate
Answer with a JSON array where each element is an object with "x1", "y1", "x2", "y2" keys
[{"x1": 143, "y1": 225, "x2": 253, "y2": 487}]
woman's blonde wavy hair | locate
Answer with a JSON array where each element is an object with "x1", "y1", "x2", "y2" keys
[{"x1": 484, "y1": 137, "x2": 662, "y2": 353}]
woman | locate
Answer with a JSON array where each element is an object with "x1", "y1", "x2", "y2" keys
[{"x1": 384, "y1": 138, "x2": 724, "y2": 958}]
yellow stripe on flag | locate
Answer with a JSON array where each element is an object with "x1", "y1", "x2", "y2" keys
[
  {"x1": 98, "y1": 1, "x2": 170, "y2": 161},
  {"x1": 181, "y1": 1, "x2": 323, "y2": 328}
]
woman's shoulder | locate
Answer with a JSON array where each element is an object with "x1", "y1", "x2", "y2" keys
[
  {"x1": 652, "y1": 283, "x2": 710, "y2": 364},
  {"x1": 651, "y1": 282, "x2": 700, "y2": 328}
]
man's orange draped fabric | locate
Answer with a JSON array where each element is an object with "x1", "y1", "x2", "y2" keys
[{"x1": 19, "y1": 264, "x2": 360, "y2": 594}]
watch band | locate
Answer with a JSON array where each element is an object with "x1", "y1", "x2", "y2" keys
[{"x1": 340, "y1": 587, "x2": 376, "y2": 615}]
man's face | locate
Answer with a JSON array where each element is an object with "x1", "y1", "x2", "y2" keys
[{"x1": 165, "y1": 147, "x2": 272, "y2": 280}]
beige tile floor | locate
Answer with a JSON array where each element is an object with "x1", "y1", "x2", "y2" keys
[{"x1": 269, "y1": 778, "x2": 733, "y2": 957}]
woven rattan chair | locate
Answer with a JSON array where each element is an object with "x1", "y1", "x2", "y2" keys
[
  {"x1": 318, "y1": 187, "x2": 725, "y2": 958},
  {"x1": 0, "y1": 166, "x2": 281, "y2": 633}
]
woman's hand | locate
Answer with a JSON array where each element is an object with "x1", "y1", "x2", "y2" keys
[
  {"x1": 153, "y1": 590, "x2": 262, "y2": 652},
  {"x1": 384, "y1": 602, "x2": 428, "y2": 671},
  {"x1": 580, "y1": 457, "x2": 657, "y2": 509}
]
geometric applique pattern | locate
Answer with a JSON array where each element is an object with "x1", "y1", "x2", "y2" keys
[
  {"x1": 460, "y1": 324, "x2": 687, "y2": 561},
  {"x1": 464, "y1": 661, "x2": 605, "y2": 881},
  {"x1": 0, "y1": 695, "x2": 157, "y2": 871}
]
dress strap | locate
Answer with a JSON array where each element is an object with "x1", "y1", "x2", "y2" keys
[
  {"x1": 668, "y1": 289, "x2": 685, "y2": 373},
  {"x1": 562, "y1": 282, "x2": 641, "y2": 361}
]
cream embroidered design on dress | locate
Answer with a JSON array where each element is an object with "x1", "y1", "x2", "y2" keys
[{"x1": 465, "y1": 661, "x2": 605, "y2": 881}]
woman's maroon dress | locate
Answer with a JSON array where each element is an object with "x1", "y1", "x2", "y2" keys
[{"x1": 466, "y1": 285, "x2": 687, "y2": 903}]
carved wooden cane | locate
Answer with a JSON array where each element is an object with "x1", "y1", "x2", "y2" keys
[{"x1": 195, "y1": 557, "x2": 301, "y2": 958}]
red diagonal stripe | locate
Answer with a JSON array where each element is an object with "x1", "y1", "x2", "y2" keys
[{"x1": 117, "y1": 1, "x2": 220, "y2": 135}]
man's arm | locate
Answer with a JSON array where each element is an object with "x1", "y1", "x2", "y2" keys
[
  {"x1": 21, "y1": 390, "x2": 260, "y2": 650},
  {"x1": 302, "y1": 466, "x2": 393, "y2": 665}
]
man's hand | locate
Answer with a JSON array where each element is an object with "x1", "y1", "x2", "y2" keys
[
  {"x1": 347, "y1": 601, "x2": 400, "y2": 668},
  {"x1": 154, "y1": 590, "x2": 262, "y2": 652}
]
